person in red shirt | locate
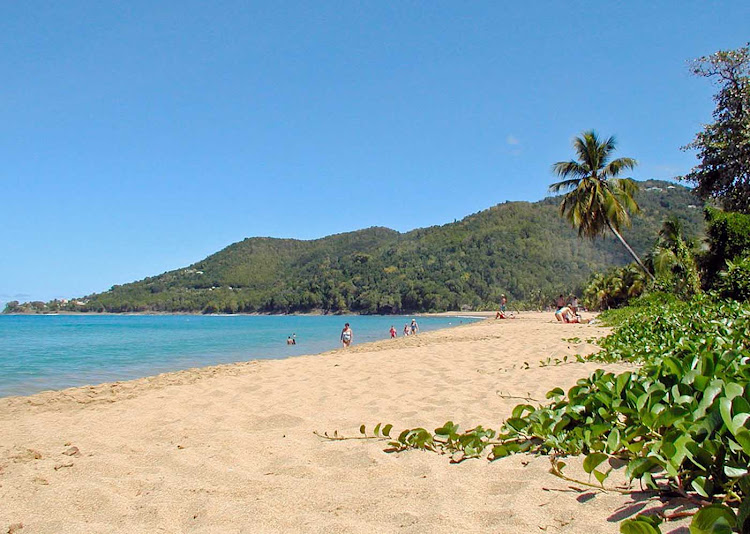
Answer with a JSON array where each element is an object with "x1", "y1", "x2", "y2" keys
[{"x1": 389, "y1": 325, "x2": 397, "y2": 338}]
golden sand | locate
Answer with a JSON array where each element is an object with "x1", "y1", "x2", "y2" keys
[{"x1": 1, "y1": 312, "x2": 676, "y2": 533}]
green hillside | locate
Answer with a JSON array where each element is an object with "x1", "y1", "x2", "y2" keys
[{"x1": 17, "y1": 180, "x2": 704, "y2": 314}]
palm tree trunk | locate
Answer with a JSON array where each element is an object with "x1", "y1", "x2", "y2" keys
[{"x1": 606, "y1": 221, "x2": 656, "y2": 281}]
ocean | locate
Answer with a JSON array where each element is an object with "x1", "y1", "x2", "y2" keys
[{"x1": 0, "y1": 314, "x2": 481, "y2": 398}]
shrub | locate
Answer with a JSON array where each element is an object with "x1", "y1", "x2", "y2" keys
[
  {"x1": 702, "y1": 208, "x2": 750, "y2": 287},
  {"x1": 716, "y1": 254, "x2": 750, "y2": 302}
]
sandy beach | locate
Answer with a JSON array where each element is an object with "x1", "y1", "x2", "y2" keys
[{"x1": 1, "y1": 312, "x2": 678, "y2": 533}]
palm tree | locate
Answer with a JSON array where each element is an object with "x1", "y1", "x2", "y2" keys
[
  {"x1": 550, "y1": 130, "x2": 655, "y2": 280},
  {"x1": 621, "y1": 264, "x2": 648, "y2": 299}
]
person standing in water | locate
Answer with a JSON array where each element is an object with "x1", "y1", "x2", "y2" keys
[
  {"x1": 389, "y1": 325, "x2": 397, "y2": 338},
  {"x1": 340, "y1": 323, "x2": 353, "y2": 347}
]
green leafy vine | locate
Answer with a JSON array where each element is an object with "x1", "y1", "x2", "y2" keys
[{"x1": 319, "y1": 295, "x2": 750, "y2": 533}]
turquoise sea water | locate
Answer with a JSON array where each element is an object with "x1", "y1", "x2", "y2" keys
[{"x1": 0, "y1": 314, "x2": 480, "y2": 398}]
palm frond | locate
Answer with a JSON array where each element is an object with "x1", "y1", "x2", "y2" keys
[
  {"x1": 659, "y1": 215, "x2": 683, "y2": 244},
  {"x1": 580, "y1": 132, "x2": 602, "y2": 173},
  {"x1": 598, "y1": 135, "x2": 617, "y2": 168},
  {"x1": 572, "y1": 134, "x2": 590, "y2": 164},
  {"x1": 551, "y1": 160, "x2": 587, "y2": 179},
  {"x1": 602, "y1": 191, "x2": 631, "y2": 231},
  {"x1": 602, "y1": 158, "x2": 638, "y2": 178},
  {"x1": 610, "y1": 178, "x2": 641, "y2": 215},
  {"x1": 652, "y1": 248, "x2": 678, "y2": 277},
  {"x1": 549, "y1": 177, "x2": 581, "y2": 194}
]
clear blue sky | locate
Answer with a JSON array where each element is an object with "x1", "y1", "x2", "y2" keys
[{"x1": 2, "y1": 1, "x2": 748, "y2": 306}]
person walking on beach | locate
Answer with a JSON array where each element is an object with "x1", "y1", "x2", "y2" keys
[
  {"x1": 410, "y1": 318, "x2": 419, "y2": 335},
  {"x1": 340, "y1": 323, "x2": 353, "y2": 347},
  {"x1": 389, "y1": 325, "x2": 397, "y2": 338},
  {"x1": 403, "y1": 324, "x2": 410, "y2": 336}
]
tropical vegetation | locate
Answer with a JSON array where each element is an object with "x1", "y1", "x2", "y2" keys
[
  {"x1": 582, "y1": 207, "x2": 750, "y2": 311},
  {"x1": 682, "y1": 42, "x2": 750, "y2": 214},
  {"x1": 4, "y1": 180, "x2": 702, "y2": 315},
  {"x1": 330, "y1": 44, "x2": 750, "y2": 533},
  {"x1": 354, "y1": 294, "x2": 750, "y2": 533},
  {"x1": 649, "y1": 216, "x2": 701, "y2": 298}
]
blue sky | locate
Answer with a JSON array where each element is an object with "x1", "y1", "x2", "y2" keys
[{"x1": 2, "y1": 1, "x2": 748, "y2": 305}]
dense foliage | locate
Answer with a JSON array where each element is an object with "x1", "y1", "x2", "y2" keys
[
  {"x1": 581, "y1": 206, "x2": 750, "y2": 312},
  {"x1": 649, "y1": 216, "x2": 701, "y2": 298},
  {"x1": 5, "y1": 181, "x2": 702, "y2": 315},
  {"x1": 565, "y1": 214, "x2": 703, "y2": 311},
  {"x1": 682, "y1": 43, "x2": 750, "y2": 214},
  {"x1": 581, "y1": 264, "x2": 649, "y2": 310},
  {"x1": 716, "y1": 256, "x2": 750, "y2": 303},
  {"x1": 702, "y1": 208, "x2": 750, "y2": 291},
  {"x1": 360, "y1": 294, "x2": 750, "y2": 532}
]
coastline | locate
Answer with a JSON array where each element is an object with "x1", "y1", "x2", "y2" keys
[
  {"x1": 1, "y1": 311, "x2": 669, "y2": 533},
  {"x1": 0, "y1": 314, "x2": 490, "y2": 406},
  {"x1": 0, "y1": 310, "x2": 500, "y2": 317},
  {"x1": 0, "y1": 314, "x2": 483, "y2": 400}
]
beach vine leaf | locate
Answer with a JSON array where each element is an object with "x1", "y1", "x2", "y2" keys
[
  {"x1": 620, "y1": 515, "x2": 663, "y2": 534},
  {"x1": 336, "y1": 295, "x2": 749, "y2": 531}
]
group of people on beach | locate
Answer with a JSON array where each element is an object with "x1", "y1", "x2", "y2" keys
[
  {"x1": 554, "y1": 294, "x2": 588, "y2": 324},
  {"x1": 322, "y1": 293, "x2": 587, "y2": 351},
  {"x1": 340, "y1": 318, "x2": 420, "y2": 348},
  {"x1": 318, "y1": 295, "x2": 585, "y2": 351},
  {"x1": 386, "y1": 319, "x2": 420, "y2": 340},
  {"x1": 495, "y1": 294, "x2": 515, "y2": 319},
  {"x1": 492, "y1": 292, "x2": 588, "y2": 323},
  {"x1": 492, "y1": 293, "x2": 588, "y2": 323}
]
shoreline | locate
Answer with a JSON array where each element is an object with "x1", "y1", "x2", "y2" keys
[
  {"x1": 1, "y1": 311, "x2": 658, "y2": 533},
  {"x1": 1, "y1": 315, "x2": 491, "y2": 406},
  {"x1": 1, "y1": 310, "x2": 500, "y2": 317},
  {"x1": 0, "y1": 314, "x2": 489, "y2": 401}
]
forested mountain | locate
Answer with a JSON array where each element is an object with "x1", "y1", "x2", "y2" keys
[{"x1": 11, "y1": 180, "x2": 703, "y2": 314}]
